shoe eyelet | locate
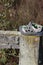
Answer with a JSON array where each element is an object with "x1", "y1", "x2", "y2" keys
[
  {"x1": 28, "y1": 30, "x2": 30, "y2": 31},
  {"x1": 25, "y1": 30, "x2": 27, "y2": 32},
  {"x1": 31, "y1": 30, "x2": 33, "y2": 32}
]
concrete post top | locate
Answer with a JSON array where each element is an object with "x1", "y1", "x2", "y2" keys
[{"x1": 0, "y1": 31, "x2": 42, "y2": 36}]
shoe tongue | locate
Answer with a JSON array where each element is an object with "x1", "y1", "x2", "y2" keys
[
  {"x1": 27, "y1": 22, "x2": 32, "y2": 30},
  {"x1": 28, "y1": 22, "x2": 32, "y2": 27}
]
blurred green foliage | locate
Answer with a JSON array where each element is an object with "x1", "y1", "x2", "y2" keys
[
  {"x1": 0, "y1": 0, "x2": 30, "y2": 30},
  {"x1": 0, "y1": 49, "x2": 19, "y2": 65},
  {"x1": 0, "y1": 0, "x2": 18, "y2": 30},
  {"x1": 0, "y1": 0, "x2": 43, "y2": 30}
]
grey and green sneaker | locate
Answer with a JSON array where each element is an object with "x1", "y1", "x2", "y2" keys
[{"x1": 19, "y1": 22, "x2": 43, "y2": 35}]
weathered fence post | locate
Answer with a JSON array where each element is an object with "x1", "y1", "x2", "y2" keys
[
  {"x1": 19, "y1": 35, "x2": 40, "y2": 65},
  {"x1": 0, "y1": 31, "x2": 41, "y2": 65}
]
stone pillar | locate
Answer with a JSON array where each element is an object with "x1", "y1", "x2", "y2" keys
[{"x1": 19, "y1": 36, "x2": 40, "y2": 65}]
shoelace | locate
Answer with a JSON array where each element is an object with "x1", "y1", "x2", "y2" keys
[{"x1": 32, "y1": 24, "x2": 38, "y2": 29}]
